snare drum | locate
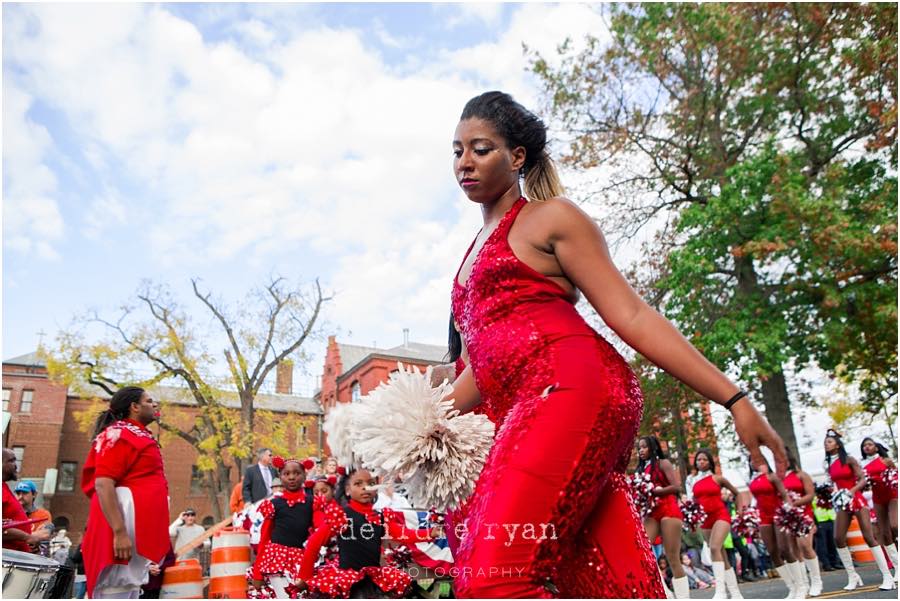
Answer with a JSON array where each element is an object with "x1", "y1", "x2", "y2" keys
[{"x1": 2, "y1": 549, "x2": 60, "y2": 598}]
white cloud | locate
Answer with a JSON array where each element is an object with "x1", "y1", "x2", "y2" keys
[
  {"x1": 83, "y1": 191, "x2": 128, "y2": 240},
  {"x1": 439, "y1": 3, "x2": 608, "y2": 104},
  {"x1": 2, "y1": 84, "x2": 64, "y2": 260},
  {"x1": 441, "y1": 3, "x2": 505, "y2": 28}
]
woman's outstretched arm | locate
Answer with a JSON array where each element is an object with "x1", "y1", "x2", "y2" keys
[{"x1": 544, "y1": 197, "x2": 787, "y2": 475}]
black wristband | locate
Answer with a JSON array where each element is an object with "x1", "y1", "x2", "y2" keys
[{"x1": 723, "y1": 390, "x2": 748, "y2": 410}]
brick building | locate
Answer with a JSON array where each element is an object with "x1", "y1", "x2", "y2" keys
[
  {"x1": 317, "y1": 332, "x2": 449, "y2": 412},
  {"x1": 2, "y1": 351, "x2": 323, "y2": 543}
]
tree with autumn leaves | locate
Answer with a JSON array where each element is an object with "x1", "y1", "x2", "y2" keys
[
  {"x1": 43, "y1": 276, "x2": 328, "y2": 520},
  {"x1": 532, "y1": 3, "x2": 897, "y2": 453}
]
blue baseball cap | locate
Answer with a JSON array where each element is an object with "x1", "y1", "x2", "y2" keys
[{"x1": 14, "y1": 480, "x2": 37, "y2": 494}]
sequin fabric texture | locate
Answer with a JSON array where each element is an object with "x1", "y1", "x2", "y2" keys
[{"x1": 450, "y1": 198, "x2": 664, "y2": 598}]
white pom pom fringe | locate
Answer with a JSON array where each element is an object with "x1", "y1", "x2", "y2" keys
[{"x1": 324, "y1": 362, "x2": 495, "y2": 511}]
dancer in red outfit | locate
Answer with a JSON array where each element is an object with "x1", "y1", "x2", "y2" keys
[
  {"x1": 860, "y1": 437, "x2": 898, "y2": 581},
  {"x1": 748, "y1": 459, "x2": 800, "y2": 596},
  {"x1": 825, "y1": 430, "x2": 895, "y2": 591},
  {"x1": 300, "y1": 468, "x2": 437, "y2": 598},
  {"x1": 81, "y1": 387, "x2": 170, "y2": 599},
  {"x1": 251, "y1": 457, "x2": 317, "y2": 599},
  {"x1": 636, "y1": 437, "x2": 688, "y2": 598},
  {"x1": 780, "y1": 448, "x2": 822, "y2": 597},
  {"x1": 444, "y1": 91, "x2": 786, "y2": 598},
  {"x1": 685, "y1": 449, "x2": 743, "y2": 599}
]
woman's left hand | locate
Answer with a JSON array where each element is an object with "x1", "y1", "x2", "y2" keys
[{"x1": 731, "y1": 399, "x2": 788, "y2": 478}]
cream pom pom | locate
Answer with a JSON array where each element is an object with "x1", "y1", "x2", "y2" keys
[
  {"x1": 322, "y1": 399, "x2": 359, "y2": 468},
  {"x1": 333, "y1": 362, "x2": 495, "y2": 511}
]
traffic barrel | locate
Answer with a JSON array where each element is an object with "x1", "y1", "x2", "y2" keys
[
  {"x1": 847, "y1": 517, "x2": 875, "y2": 563},
  {"x1": 209, "y1": 527, "x2": 251, "y2": 598},
  {"x1": 160, "y1": 558, "x2": 204, "y2": 599}
]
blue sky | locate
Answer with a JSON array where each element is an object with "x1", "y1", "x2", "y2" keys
[
  {"x1": 3, "y1": 3, "x2": 889, "y2": 473},
  {"x1": 3, "y1": 3, "x2": 609, "y2": 393}
]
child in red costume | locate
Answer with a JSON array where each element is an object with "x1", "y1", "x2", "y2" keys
[
  {"x1": 299, "y1": 468, "x2": 438, "y2": 598},
  {"x1": 81, "y1": 387, "x2": 170, "y2": 599},
  {"x1": 251, "y1": 457, "x2": 319, "y2": 599}
]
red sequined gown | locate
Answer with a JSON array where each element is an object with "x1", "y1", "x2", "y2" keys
[{"x1": 450, "y1": 197, "x2": 663, "y2": 598}]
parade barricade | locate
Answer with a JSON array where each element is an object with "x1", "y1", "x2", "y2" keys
[
  {"x1": 208, "y1": 527, "x2": 252, "y2": 598},
  {"x1": 847, "y1": 517, "x2": 875, "y2": 563},
  {"x1": 160, "y1": 558, "x2": 204, "y2": 599}
]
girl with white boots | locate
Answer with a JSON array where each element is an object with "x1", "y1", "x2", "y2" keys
[
  {"x1": 860, "y1": 437, "x2": 899, "y2": 584},
  {"x1": 780, "y1": 448, "x2": 823, "y2": 597},
  {"x1": 825, "y1": 429, "x2": 895, "y2": 592},
  {"x1": 685, "y1": 449, "x2": 744, "y2": 599},
  {"x1": 637, "y1": 436, "x2": 691, "y2": 599},
  {"x1": 749, "y1": 459, "x2": 806, "y2": 597}
]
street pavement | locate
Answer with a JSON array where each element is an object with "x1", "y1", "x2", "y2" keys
[{"x1": 690, "y1": 564, "x2": 898, "y2": 599}]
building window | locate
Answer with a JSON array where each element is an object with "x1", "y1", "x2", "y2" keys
[
  {"x1": 12, "y1": 446, "x2": 24, "y2": 473},
  {"x1": 351, "y1": 381, "x2": 361, "y2": 402},
  {"x1": 190, "y1": 465, "x2": 205, "y2": 494},
  {"x1": 58, "y1": 462, "x2": 78, "y2": 492},
  {"x1": 2, "y1": 389, "x2": 10, "y2": 411},
  {"x1": 19, "y1": 390, "x2": 33, "y2": 413},
  {"x1": 299, "y1": 425, "x2": 308, "y2": 438}
]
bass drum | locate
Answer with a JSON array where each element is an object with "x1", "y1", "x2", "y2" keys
[{"x1": 1, "y1": 549, "x2": 60, "y2": 598}]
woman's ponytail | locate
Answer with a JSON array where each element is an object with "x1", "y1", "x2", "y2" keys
[{"x1": 523, "y1": 151, "x2": 565, "y2": 201}]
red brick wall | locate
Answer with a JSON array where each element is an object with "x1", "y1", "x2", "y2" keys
[
  {"x1": 320, "y1": 336, "x2": 343, "y2": 411},
  {"x1": 2, "y1": 364, "x2": 68, "y2": 490}
]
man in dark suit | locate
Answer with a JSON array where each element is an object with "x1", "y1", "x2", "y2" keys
[{"x1": 242, "y1": 448, "x2": 277, "y2": 505}]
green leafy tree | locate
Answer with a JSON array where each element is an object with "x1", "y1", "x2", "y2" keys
[
  {"x1": 532, "y1": 3, "x2": 897, "y2": 450},
  {"x1": 44, "y1": 276, "x2": 328, "y2": 519}
]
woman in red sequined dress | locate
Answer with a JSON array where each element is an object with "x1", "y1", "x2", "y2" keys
[
  {"x1": 685, "y1": 449, "x2": 743, "y2": 599},
  {"x1": 780, "y1": 448, "x2": 822, "y2": 596},
  {"x1": 825, "y1": 430, "x2": 895, "y2": 591},
  {"x1": 860, "y1": 437, "x2": 898, "y2": 581},
  {"x1": 444, "y1": 90, "x2": 787, "y2": 598}
]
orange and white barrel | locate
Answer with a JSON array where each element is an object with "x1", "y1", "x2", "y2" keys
[
  {"x1": 208, "y1": 527, "x2": 251, "y2": 599},
  {"x1": 847, "y1": 517, "x2": 875, "y2": 563},
  {"x1": 160, "y1": 558, "x2": 204, "y2": 599}
]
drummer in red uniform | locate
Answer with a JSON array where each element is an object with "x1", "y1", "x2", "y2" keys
[
  {"x1": 3, "y1": 447, "x2": 50, "y2": 552},
  {"x1": 81, "y1": 387, "x2": 171, "y2": 599}
]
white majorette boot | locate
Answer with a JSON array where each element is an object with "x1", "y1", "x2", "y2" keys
[
  {"x1": 803, "y1": 557, "x2": 823, "y2": 596},
  {"x1": 870, "y1": 544, "x2": 896, "y2": 590},
  {"x1": 788, "y1": 560, "x2": 809, "y2": 598},
  {"x1": 671, "y1": 575, "x2": 690, "y2": 599},
  {"x1": 885, "y1": 543, "x2": 899, "y2": 583},
  {"x1": 775, "y1": 564, "x2": 796, "y2": 597},
  {"x1": 836, "y1": 547, "x2": 863, "y2": 591},
  {"x1": 724, "y1": 567, "x2": 743, "y2": 599},
  {"x1": 712, "y1": 561, "x2": 728, "y2": 599}
]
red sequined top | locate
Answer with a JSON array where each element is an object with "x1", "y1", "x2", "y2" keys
[
  {"x1": 692, "y1": 474, "x2": 726, "y2": 515},
  {"x1": 749, "y1": 474, "x2": 780, "y2": 518},
  {"x1": 828, "y1": 457, "x2": 860, "y2": 491},
  {"x1": 782, "y1": 471, "x2": 813, "y2": 518},
  {"x1": 452, "y1": 198, "x2": 601, "y2": 428}
]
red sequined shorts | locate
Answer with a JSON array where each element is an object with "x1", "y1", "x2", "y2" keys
[
  {"x1": 700, "y1": 505, "x2": 731, "y2": 530},
  {"x1": 650, "y1": 495, "x2": 683, "y2": 522}
]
